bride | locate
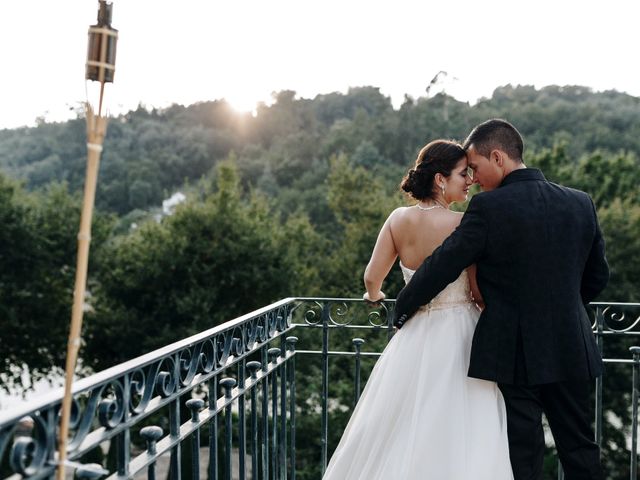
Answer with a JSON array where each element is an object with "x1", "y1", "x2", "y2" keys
[{"x1": 323, "y1": 140, "x2": 513, "y2": 479}]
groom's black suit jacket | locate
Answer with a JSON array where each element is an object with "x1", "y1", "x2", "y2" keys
[{"x1": 394, "y1": 168, "x2": 609, "y2": 385}]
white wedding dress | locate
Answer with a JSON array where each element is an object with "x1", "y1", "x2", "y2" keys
[{"x1": 323, "y1": 263, "x2": 513, "y2": 479}]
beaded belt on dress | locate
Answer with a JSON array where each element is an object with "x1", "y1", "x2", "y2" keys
[{"x1": 417, "y1": 298, "x2": 476, "y2": 313}]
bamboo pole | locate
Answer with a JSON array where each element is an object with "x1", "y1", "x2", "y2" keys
[{"x1": 56, "y1": 106, "x2": 108, "y2": 480}]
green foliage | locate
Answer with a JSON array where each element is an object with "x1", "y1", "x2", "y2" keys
[
  {"x1": 3, "y1": 84, "x2": 639, "y2": 218},
  {"x1": 527, "y1": 142, "x2": 575, "y2": 184},
  {"x1": 572, "y1": 152, "x2": 639, "y2": 207},
  {"x1": 0, "y1": 176, "x2": 113, "y2": 390},
  {"x1": 83, "y1": 160, "x2": 311, "y2": 369},
  {"x1": 323, "y1": 154, "x2": 404, "y2": 297},
  {"x1": 598, "y1": 199, "x2": 640, "y2": 302}
]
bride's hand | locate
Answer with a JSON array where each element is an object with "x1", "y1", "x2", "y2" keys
[{"x1": 363, "y1": 291, "x2": 386, "y2": 304}]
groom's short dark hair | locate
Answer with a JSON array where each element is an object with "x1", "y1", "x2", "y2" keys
[{"x1": 463, "y1": 119, "x2": 524, "y2": 162}]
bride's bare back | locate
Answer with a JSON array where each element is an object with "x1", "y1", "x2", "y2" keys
[
  {"x1": 390, "y1": 206, "x2": 462, "y2": 269},
  {"x1": 363, "y1": 206, "x2": 481, "y2": 304}
]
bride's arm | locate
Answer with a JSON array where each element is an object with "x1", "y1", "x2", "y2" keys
[
  {"x1": 467, "y1": 264, "x2": 485, "y2": 310},
  {"x1": 363, "y1": 212, "x2": 399, "y2": 302}
]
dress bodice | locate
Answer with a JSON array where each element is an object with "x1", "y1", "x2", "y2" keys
[{"x1": 400, "y1": 262, "x2": 474, "y2": 311}]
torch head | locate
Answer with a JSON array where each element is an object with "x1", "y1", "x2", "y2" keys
[{"x1": 86, "y1": 0, "x2": 118, "y2": 83}]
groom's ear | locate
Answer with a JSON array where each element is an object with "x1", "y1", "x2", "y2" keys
[{"x1": 490, "y1": 149, "x2": 505, "y2": 168}]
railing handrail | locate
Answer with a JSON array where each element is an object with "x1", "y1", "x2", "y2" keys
[
  {"x1": 591, "y1": 302, "x2": 640, "y2": 306},
  {"x1": 3, "y1": 299, "x2": 638, "y2": 424},
  {"x1": 290, "y1": 296, "x2": 396, "y2": 302},
  {"x1": 0, "y1": 297, "x2": 297, "y2": 425}
]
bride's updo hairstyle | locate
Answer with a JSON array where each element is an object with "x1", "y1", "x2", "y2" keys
[{"x1": 400, "y1": 140, "x2": 465, "y2": 200}]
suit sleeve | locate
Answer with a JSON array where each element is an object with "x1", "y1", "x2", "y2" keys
[
  {"x1": 581, "y1": 197, "x2": 609, "y2": 303},
  {"x1": 394, "y1": 196, "x2": 488, "y2": 326}
]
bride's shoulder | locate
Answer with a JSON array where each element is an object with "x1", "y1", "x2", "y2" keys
[
  {"x1": 387, "y1": 206, "x2": 412, "y2": 221},
  {"x1": 448, "y1": 209, "x2": 464, "y2": 221},
  {"x1": 436, "y1": 207, "x2": 463, "y2": 220},
  {"x1": 385, "y1": 206, "x2": 416, "y2": 232},
  {"x1": 442, "y1": 210, "x2": 464, "y2": 230}
]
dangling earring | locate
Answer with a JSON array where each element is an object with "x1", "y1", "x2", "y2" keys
[{"x1": 441, "y1": 185, "x2": 445, "y2": 196}]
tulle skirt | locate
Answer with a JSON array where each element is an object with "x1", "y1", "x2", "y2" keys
[{"x1": 323, "y1": 302, "x2": 513, "y2": 480}]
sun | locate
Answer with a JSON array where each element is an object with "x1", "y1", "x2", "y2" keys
[{"x1": 224, "y1": 91, "x2": 268, "y2": 116}]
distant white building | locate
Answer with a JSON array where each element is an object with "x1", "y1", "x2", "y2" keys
[{"x1": 162, "y1": 192, "x2": 186, "y2": 216}]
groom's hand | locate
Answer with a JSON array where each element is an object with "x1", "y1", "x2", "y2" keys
[
  {"x1": 394, "y1": 313, "x2": 409, "y2": 329},
  {"x1": 393, "y1": 284, "x2": 414, "y2": 329}
]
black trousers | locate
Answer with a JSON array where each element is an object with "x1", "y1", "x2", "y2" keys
[{"x1": 498, "y1": 380, "x2": 604, "y2": 480}]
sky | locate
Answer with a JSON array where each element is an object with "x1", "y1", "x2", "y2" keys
[{"x1": 0, "y1": 0, "x2": 638, "y2": 129}]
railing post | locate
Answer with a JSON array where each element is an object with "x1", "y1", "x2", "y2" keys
[
  {"x1": 169, "y1": 398, "x2": 181, "y2": 480},
  {"x1": 595, "y1": 305, "x2": 604, "y2": 449},
  {"x1": 247, "y1": 361, "x2": 262, "y2": 480},
  {"x1": 261, "y1": 346, "x2": 270, "y2": 480},
  {"x1": 116, "y1": 373, "x2": 131, "y2": 477},
  {"x1": 286, "y1": 336, "x2": 298, "y2": 480},
  {"x1": 630, "y1": 346, "x2": 640, "y2": 479},
  {"x1": 208, "y1": 375, "x2": 219, "y2": 480},
  {"x1": 268, "y1": 347, "x2": 281, "y2": 479},
  {"x1": 45, "y1": 405, "x2": 57, "y2": 473},
  {"x1": 140, "y1": 426, "x2": 163, "y2": 480},
  {"x1": 321, "y1": 302, "x2": 330, "y2": 474},
  {"x1": 186, "y1": 399, "x2": 205, "y2": 480},
  {"x1": 168, "y1": 352, "x2": 182, "y2": 480},
  {"x1": 220, "y1": 378, "x2": 237, "y2": 480},
  {"x1": 280, "y1": 337, "x2": 288, "y2": 480},
  {"x1": 352, "y1": 338, "x2": 365, "y2": 407},
  {"x1": 238, "y1": 360, "x2": 247, "y2": 480}
]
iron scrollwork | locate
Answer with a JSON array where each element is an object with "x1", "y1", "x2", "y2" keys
[
  {"x1": 601, "y1": 305, "x2": 640, "y2": 332},
  {"x1": 0, "y1": 298, "x2": 295, "y2": 479}
]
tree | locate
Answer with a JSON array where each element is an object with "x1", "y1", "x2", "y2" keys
[
  {"x1": 83, "y1": 159, "x2": 313, "y2": 369},
  {"x1": 598, "y1": 199, "x2": 640, "y2": 302},
  {"x1": 0, "y1": 176, "x2": 112, "y2": 391},
  {"x1": 572, "y1": 151, "x2": 639, "y2": 208}
]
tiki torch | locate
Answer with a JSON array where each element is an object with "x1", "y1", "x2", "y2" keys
[{"x1": 56, "y1": 2, "x2": 117, "y2": 479}]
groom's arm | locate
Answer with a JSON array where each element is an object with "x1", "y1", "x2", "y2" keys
[
  {"x1": 581, "y1": 197, "x2": 609, "y2": 303},
  {"x1": 394, "y1": 196, "x2": 488, "y2": 328}
]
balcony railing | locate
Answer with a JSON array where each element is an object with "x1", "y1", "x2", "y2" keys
[{"x1": 0, "y1": 299, "x2": 639, "y2": 480}]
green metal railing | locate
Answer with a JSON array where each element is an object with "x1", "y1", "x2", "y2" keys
[{"x1": 0, "y1": 299, "x2": 639, "y2": 479}]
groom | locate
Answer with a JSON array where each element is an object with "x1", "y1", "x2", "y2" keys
[{"x1": 394, "y1": 119, "x2": 609, "y2": 480}]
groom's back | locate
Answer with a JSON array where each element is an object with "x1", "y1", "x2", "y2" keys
[
  {"x1": 479, "y1": 179, "x2": 594, "y2": 297},
  {"x1": 470, "y1": 171, "x2": 607, "y2": 385}
]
